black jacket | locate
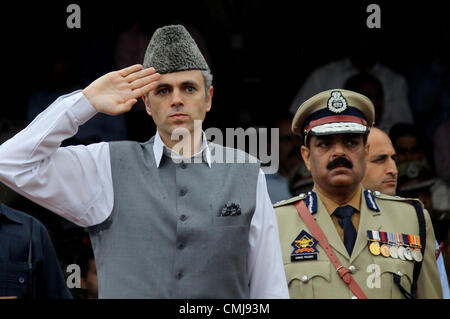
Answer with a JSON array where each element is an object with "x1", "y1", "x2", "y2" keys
[{"x1": 0, "y1": 202, "x2": 72, "y2": 298}]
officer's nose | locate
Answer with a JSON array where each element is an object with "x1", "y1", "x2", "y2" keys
[
  {"x1": 171, "y1": 89, "x2": 184, "y2": 108},
  {"x1": 387, "y1": 157, "x2": 398, "y2": 178},
  {"x1": 332, "y1": 142, "x2": 346, "y2": 157}
]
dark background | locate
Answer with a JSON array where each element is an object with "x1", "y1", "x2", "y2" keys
[{"x1": 3, "y1": 0, "x2": 449, "y2": 136}]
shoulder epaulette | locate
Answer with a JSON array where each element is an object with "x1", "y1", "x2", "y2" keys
[
  {"x1": 273, "y1": 193, "x2": 307, "y2": 208},
  {"x1": 371, "y1": 191, "x2": 425, "y2": 207}
]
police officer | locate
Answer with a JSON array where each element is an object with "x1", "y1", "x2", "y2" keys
[{"x1": 275, "y1": 89, "x2": 442, "y2": 298}]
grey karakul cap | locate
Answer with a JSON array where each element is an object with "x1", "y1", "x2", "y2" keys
[{"x1": 143, "y1": 25, "x2": 210, "y2": 74}]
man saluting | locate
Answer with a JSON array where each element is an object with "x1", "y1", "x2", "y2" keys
[{"x1": 0, "y1": 25, "x2": 288, "y2": 298}]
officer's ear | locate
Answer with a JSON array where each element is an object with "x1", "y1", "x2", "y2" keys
[
  {"x1": 142, "y1": 94, "x2": 152, "y2": 116},
  {"x1": 300, "y1": 145, "x2": 311, "y2": 171},
  {"x1": 364, "y1": 139, "x2": 370, "y2": 159}
]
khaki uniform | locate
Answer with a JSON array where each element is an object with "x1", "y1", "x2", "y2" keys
[{"x1": 275, "y1": 187, "x2": 443, "y2": 299}]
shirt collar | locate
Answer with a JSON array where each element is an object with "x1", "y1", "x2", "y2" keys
[
  {"x1": 153, "y1": 130, "x2": 212, "y2": 168},
  {"x1": 315, "y1": 185, "x2": 362, "y2": 215},
  {"x1": 0, "y1": 203, "x2": 24, "y2": 224}
]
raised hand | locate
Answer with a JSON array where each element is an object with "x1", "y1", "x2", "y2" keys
[{"x1": 82, "y1": 64, "x2": 160, "y2": 115}]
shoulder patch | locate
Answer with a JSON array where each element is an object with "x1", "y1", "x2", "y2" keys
[{"x1": 273, "y1": 193, "x2": 306, "y2": 208}]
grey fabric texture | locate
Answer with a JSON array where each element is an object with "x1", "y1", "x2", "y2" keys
[
  {"x1": 143, "y1": 25, "x2": 210, "y2": 74},
  {"x1": 88, "y1": 137, "x2": 260, "y2": 298}
]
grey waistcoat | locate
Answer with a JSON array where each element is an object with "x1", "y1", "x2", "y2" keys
[{"x1": 88, "y1": 137, "x2": 260, "y2": 298}]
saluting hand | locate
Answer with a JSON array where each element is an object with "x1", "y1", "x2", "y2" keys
[{"x1": 82, "y1": 64, "x2": 160, "y2": 115}]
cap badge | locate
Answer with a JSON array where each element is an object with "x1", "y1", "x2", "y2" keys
[{"x1": 327, "y1": 91, "x2": 348, "y2": 113}]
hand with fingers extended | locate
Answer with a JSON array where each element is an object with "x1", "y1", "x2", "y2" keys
[{"x1": 82, "y1": 64, "x2": 160, "y2": 115}]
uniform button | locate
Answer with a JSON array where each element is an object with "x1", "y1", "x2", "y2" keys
[
  {"x1": 179, "y1": 214, "x2": 188, "y2": 221},
  {"x1": 349, "y1": 265, "x2": 356, "y2": 273},
  {"x1": 177, "y1": 242, "x2": 185, "y2": 250},
  {"x1": 176, "y1": 272, "x2": 183, "y2": 280},
  {"x1": 18, "y1": 277, "x2": 25, "y2": 284},
  {"x1": 179, "y1": 188, "x2": 187, "y2": 196},
  {"x1": 300, "y1": 275, "x2": 308, "y2": 282},
  {"x1": 180, "y1": 162, "x2": 187, "y2": 169},
  {"x1": 397, "y1": 271, "x2": 403, "y2": 276}
]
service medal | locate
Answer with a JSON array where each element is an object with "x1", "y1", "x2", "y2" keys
[
  {"x1": 380, "y1": 244, "x2": 390, "y2": 257},
  {"x1": 397, "y1": 246, "x2": 406, "y2": 260},
  {"x1": 369, "y1": 242, "x2": 381, "y2": 255},
  {"x1": 390, "y1": 245, "x2": 398, "y2": 259},
  {"x1": 412, "y1": 249, "x2": 423, "y2": 262},
  {"x1": 404, "y1": 247, "x2": 413, "y2": 261}
]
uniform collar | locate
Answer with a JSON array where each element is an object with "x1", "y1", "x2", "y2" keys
[
  {"x1": 153, "y1": 130, "x2": 212, "y2": 168},
  {"x1": 314, "y1": 186, "x2": 362, "y2": 215},
  {"x1": 307, "y1": 186, "x2": 380, "y2": 215},
  {"x1": 0, "y1": 202, "x2": 24, "y2": 224}
]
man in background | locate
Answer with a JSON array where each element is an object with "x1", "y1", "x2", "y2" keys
[
  {"x1": 363, "y1": 128, "x2": 449, "y2": 298},
  {"x1": 362, "y1": 127, "x2": 398, "y2": 195}
]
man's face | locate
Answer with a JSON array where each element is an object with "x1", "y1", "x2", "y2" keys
[
  {"x1": 143, "y1": 70, "x2": 213, "y2": 142},
  {"x1": 362, "y1": 129, "x2": 398, "y2": 195},
  {"x1": 301, "y1": 134, "x2": 368, "y2": 196}
]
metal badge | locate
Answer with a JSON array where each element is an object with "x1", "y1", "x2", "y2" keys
[
  {"x1": 404, "y1": 247, "x2": 413, "y2": 261},
  {"x1": 397, "y1": 246, "x2": 406, "y2": 260},
  {"x1": 369, "y1": 242, "x2": 381, "y2": 255},
  {"x1": 380, "y1": 244, "x2": 390, "y2": 257},
  {"x1": 327, "y1": 91, "x2": 348, "y2": 113},
  {"x1": 412, "y1": 249, "x2": 423, "y2": 262},
  {"x1": 389, "y1": 245, "x2": 399, "y2": 259}
]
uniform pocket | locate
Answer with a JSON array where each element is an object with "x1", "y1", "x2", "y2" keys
[
  {"x1": 5, "y1": 262, "x2": 30, "y2": 298},
  {"x1": 285, "y1": 261, "x2": 331, "y2": 298},
  {"x1": 375, "y1": 258, "x2": 414, "y2": 298}
]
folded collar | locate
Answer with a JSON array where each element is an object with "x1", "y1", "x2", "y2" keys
[
  {"x1": 0, "y1": 203, "x2": 24, "y2": 224},
  {"x1": 153, "y1": 130, "x2": 212, "y2": 168}
]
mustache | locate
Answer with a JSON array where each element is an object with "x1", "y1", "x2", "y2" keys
[{"x1": 327, "y1": 157, "x2": 353, "y2": 170}]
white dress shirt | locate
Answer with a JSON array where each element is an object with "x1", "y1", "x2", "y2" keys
[{"x1": 0, "y1": 90, "x2": 289, "y2": 299}]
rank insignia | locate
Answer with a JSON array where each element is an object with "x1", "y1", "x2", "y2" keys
[
  {"x1": 291, "y1": 230, "x2": 319, "y2": 262},
  {"x1": 364, "y1": 190, "x2": 380, "y2": 212}
]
